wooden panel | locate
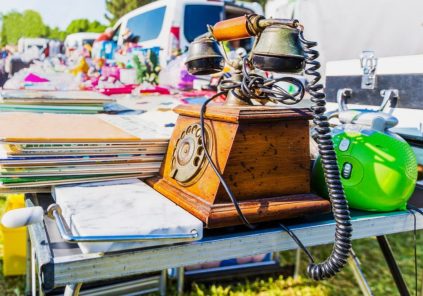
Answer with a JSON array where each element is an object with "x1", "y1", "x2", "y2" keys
[
  {"x1": 207, "y1": 194, "x2": 330, "y2": 228},
  {"x1": 216, "y1": 120, "x2": 310, "y2": 202},
  {"x1": 174, "y1": 104, "x2": 313, "y2": 123}
]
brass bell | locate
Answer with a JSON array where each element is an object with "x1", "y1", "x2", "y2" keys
[
  {"x1": 185, "y1": 38, "x2": 224, "y2": 75},
  {"x1": 252, "y1": 25, "x2": 305, "y2": 73}
]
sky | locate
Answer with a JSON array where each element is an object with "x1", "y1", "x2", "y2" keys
[{"x1": 0, "y1": 0, "x2": 108, "y2": 29}]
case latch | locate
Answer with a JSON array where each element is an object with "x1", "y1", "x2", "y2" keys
[{"x1": 360, "y1": 50, "x2": 378, "y2": 89}]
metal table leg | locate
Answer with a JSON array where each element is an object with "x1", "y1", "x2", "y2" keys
[
  {"x1": 38, "y1": 269, "x2": 45, "y2": 296},
  {"x1": 293, "y1": 248, "x2": 301, "y2": 279},
  {"x1": 25, "y1": 231, "x2": 32, "y2": 296},
  {"x1": 348, "y1": 250, "x2": 373, "y2": 296},
  {"x1": 376, "y1": 235, "x2": 410, "y2": 296},
  {"x1": 64, "y1": 283, "x2": 83, "y2": 296},
  {"x1": 160, "y1": 270, "x2": 167, "y2": 296},
  {"x1": 421, "y1": 272, "x2": 423, "y2": 296},
  {"x1": 177, "y1": 267, "x2": 184, "y2": 296},
  {"x1": 31, "y1": 246, "x2": 37, "y2": 296}
]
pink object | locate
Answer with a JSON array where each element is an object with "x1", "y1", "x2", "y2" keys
[
  {"x1": 252, "y1": 254, "x2": 267, "y2": 262},
  {"x1": 98, "y1": 84, "x2": 137, "y2": 96},
  {"x1": 101, "y1": 66, "x2": 120, "y2": 80},
  {"x1": 180, "y1": 90, "x2": 216, "y2": 98},
  {"x1": 201, "y1": 261, "x2": 221, "y2": 269},
  {"x1": 236, "y1": 256, "x2": 254, "y2": 264},
  {"x1": 24, "y1": 73, "x2": 49, "y2": 83}
]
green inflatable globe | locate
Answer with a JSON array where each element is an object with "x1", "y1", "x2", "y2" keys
[{"x1": 312, "y1": 130, "x2": 418, "y2": 212}]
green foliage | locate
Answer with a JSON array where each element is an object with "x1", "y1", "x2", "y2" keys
[
  {"x1": 66, "y1": 19, "x2": 106, "y2": 35},
  {"x1": 190, "y1": 276, "x2": 328, "y2": 296},
  {"x1": 105, "y1": 0, "x2": 156, "y2": 24},
  {"x1": 0, "y1": 10, "x2": 107, "y2": 45},
  {"x1": 1, "y1": 10, "x2": 48, "y2": 46},
  {"x1": 133, "y1": 50, "x2": 160, "y2": 85},
  {"x1": 66, "y1": 19, "x2": 91, "y2": 35},
  {"x1": 88, "y1": 20, "x2": 108, "y2": 33},
  {"x1": 47, "y1": 27, "x2": 67, "y2": 42},
  {"x1": 133, "y1": 54, "x2": 146, "y2": 84}
]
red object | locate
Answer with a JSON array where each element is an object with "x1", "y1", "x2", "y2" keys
[
  {"x1": 170, "y1": 26, "x2": 180, "y2": 41},
  {"x1": 139, "y1": 86, "x2": 171, "y2": 95},
  {"x1": 96, "y1": 33, "x2": 112, "y2": 42},
  {"x1": 169, "y1": 26, "x2": 181, "y2": 56}
]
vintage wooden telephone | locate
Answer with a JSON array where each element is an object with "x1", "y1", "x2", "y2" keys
[{"x1": 149, "y1": 14, "x2": 352, "y2": 280}]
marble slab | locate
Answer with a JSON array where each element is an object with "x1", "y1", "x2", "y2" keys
[{"x1": 53, "y1": 179, "x2": 203, "y2": 254}]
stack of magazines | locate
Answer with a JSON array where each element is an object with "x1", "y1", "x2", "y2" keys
[{"x1": 0, "y1": 112, "x2": 172, "y2": 192}]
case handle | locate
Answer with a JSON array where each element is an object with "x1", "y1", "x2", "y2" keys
[{"x1": 46, "y1": 204, "x2": 199, "y2": 243}]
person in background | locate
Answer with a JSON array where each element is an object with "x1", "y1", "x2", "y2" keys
[
  {"x1": 96, "y1": 28, "x2": 114, "y2": 43},
  {"x1": 48, "y1": 40, "x2": 61, "y2": 57},
  {"x1": 0, "y1": 47, "x2": 11, "y2": 60},
  {"x1": 92, "y1": 28, "x2": 114, "y2": 59},
  {"x1": 42, "y1": 43, "x2": 50, "y2": 59},
  {"x1": 118, "y1": 29, "x2": 139, "y2": 55},
  {"x1": 0, "y1": 48, "x2": 10, "y2": 86}
]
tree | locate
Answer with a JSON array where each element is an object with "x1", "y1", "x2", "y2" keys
[
  {"x1": 105, "y1": 0, "x2": 155, "y2": 24},
  {"x1": 0, "y1": 9, "x2": 109, "y2": 45},
  {"x1": 48, "y1": 27, "x2": 67, "y2": 41},
  {"x1": 66, "y1": 19, "x2": 107, "y2": 35},
  {"x1": 1, "y1": 10, "x2": 48, "y2": 45},
  {"x1": 65, "y1": 19, "x2": 91, "y2": 34},
  {"x1": 88, "y1": 20, "x2": 107, "y2": 33}
]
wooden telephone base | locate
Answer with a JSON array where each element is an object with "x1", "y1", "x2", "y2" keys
[{"x1": 148, "y1": 104, "x2": 330, "y2": 228}]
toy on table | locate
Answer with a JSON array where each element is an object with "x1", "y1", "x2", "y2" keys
[
  {"x1": 313, "y1": 89, "x2": 418, "y2": 211},
  {"x1": 70, "y1": 57, "x2": 89, "y2": 76}
]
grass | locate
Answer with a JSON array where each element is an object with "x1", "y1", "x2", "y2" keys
[
  {"x1": 0, "y1": 194, "x2": 421, "y2": 295},
  {"x1": 188, "y1": 231, "x2": 422, "y2": 296}
]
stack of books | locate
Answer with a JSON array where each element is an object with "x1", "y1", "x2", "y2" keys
[
  {"x1": 0, "y1": 113, "x2": 171, "y2": 192},
  {"x1": 0, "y1": 90, "x2": 115, "y2": 114}
]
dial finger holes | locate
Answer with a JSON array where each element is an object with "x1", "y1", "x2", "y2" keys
[{"x1": 197, "y1": 146, "x2": 204, "y2": 155}]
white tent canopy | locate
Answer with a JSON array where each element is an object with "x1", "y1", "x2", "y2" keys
[{"x1": 265, "y1": 0, "x2": 423, "y2": 72}]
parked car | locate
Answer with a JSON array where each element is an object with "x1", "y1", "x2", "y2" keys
[
  {"x1": 112, "y1": 0, "x2": 263, "y2": 66},
  {"x1": 17, "y1": 38, "x2": 49, "y2": 55}
]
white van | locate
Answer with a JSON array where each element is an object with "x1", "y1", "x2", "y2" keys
[
  {"x1": 64, "y1": 32, "x2": 100, "y2": 52},
  {"x1": 112, "y1": 0, "x2": 263, "y2": 66}
]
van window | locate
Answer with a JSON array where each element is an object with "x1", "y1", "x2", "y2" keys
[
  {"x1": 126, "y1": 6, "x2": 166, "y2": 43},
  {"x1": 184, "y1": 5, "x2": 223, "y2": 42},
  {"x1": 82, "y1": 39, "x2": 95, "y2": 46}
]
